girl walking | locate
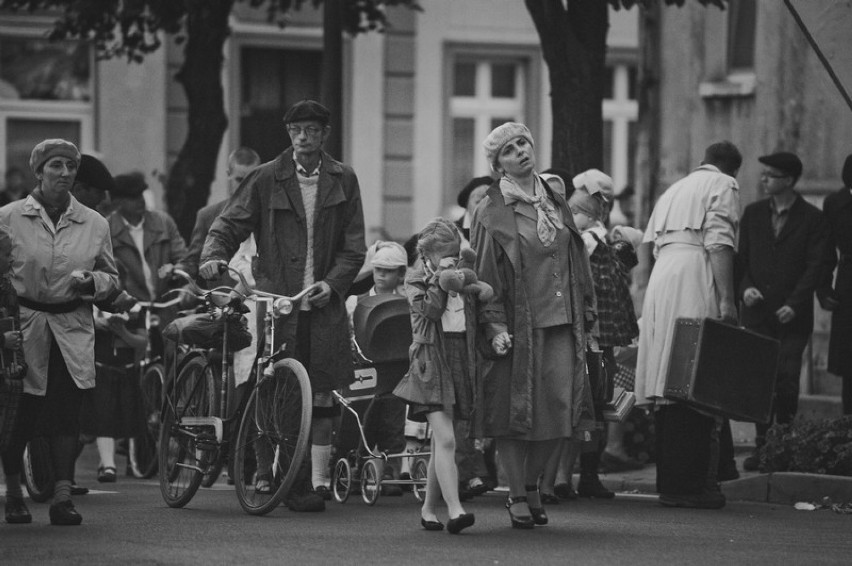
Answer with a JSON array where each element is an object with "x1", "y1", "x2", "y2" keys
[{"x1": 394, "y1": 218, "x2": 476, "y2": 534}]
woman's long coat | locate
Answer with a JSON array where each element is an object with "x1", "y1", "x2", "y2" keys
[
  {"x1": 470, "y1": 180, "x2": 596, "y2": 437},
  {"x1": 823, "y1": 187, "x2": 852, "y2": 375},
  {"x1": 202, "y1": 147, "x2": 366, "y2": 392}
]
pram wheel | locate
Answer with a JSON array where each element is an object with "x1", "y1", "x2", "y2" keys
[
  {"x1": 360, "y1": 459, "x2": 380, "y2": 506},
  {"x1": 412, "y1": 457, "x2": 428, "y2": 503},
  {"x1": 332, "y1": 457, "x2": 352, "y2": 503}
]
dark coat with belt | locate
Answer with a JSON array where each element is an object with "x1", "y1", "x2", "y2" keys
[
  {"x1": 471, "y1": 179, "x2": 596, "y2": 437},
  {"x1": 109, "y1": 209, "x2": 188, "y2": 301},
  {"x1": 736, "y1": 194, "x2": 831, "y2": 337},
  {"x1": 202, "y1": 147, "x2": 366, "y2": 392},
  {"x1": 822, "y1": 187, "x2": 852, "y2": 374}
]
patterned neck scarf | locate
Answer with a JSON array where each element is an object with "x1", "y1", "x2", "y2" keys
[{"x1": 500, "y1": 175, "x2": 564, "y2": 247}]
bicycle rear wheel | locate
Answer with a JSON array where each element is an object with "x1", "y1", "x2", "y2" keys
[
  {"x1": 233, "y1": 358, "x2": 312, "y2": 515},
  {"x1": 22, "y1": 437, "x2": 54, "y2": 502},
  {"x1": 128, "y1": 363, "x2": 164, "y2": 479},
  {"x1": 158, "y1": 356, "x2": 216, "y2": 508}
]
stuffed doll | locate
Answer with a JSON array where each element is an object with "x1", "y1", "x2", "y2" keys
[{"x1": 438, "y1": 248, "x2": 494, "y2": 301}]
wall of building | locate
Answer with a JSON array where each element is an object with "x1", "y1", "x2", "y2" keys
[{"x1": 654, "y1": 0, "x2": 852, "y2": 403}]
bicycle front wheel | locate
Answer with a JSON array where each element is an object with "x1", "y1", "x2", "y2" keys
[
  {"x1": 233, "y1": 358, "x2": 312, "y2": 515},
  {"x1": 128, "y1": 363, "x2": 165, "y2": 479},
  {"x1": 158, "y1": 356, "x2": 216, "y2": 508}
]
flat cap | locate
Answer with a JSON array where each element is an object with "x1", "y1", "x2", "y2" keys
[
  {"x1": 29, "y1": 138, "x2": 80, "y2": 174},
  {"x1": 370, "y1": 241, "x2": 408, "y2": 269},
  {"x1": 76, "y1": 155, "x2": 115, "y2": 193},
  {"x1": 283, "y1": 99, "x2": 331, "y2": 126},
  {"x1": 112, "y1": 171, "x2": 148, "y2": 199},
  {"x1": 759, "y1": 152, "x2": 803, "y2": 179}
]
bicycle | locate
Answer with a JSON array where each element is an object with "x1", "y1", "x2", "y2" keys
[
  {"x1": 21, "y1": 295, "x2": 184, "y2": 500},
  {"x1": 158, "y1": 267, "x2": 314, "y2": 515}
]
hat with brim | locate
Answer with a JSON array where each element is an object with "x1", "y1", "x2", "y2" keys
[
  {"x1": 758, "y1": 152, "x2": 803, "y2": 179},
  {"x1": 29, "y1": 139, "x2": 80, "y2": 174},
  {"x1": 573, "y1": 169, "x2": 613, "y2": 201},
  {"x1": 112, "y1": 171, "x2": 148, "y2": 199},
  {"x1": 76, "y1": 154, "x2": 115, "y2": 193},
  {"x1": 370, "y1": 241, "x2": 408, "y2": 269},
  {"x1": 457, "y1": 176, "x2": 494, "y2": 209}
]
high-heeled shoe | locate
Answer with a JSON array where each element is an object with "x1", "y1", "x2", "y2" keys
[
  {"x1": 505, "y1": 496, "x2": 535, "y2": 529},
  {"x1": 421, "y1": 517, "x2": 444, "y2": 531},
  {"x1": 525, "y1": 485, "x2": 548, "y2": 525}
]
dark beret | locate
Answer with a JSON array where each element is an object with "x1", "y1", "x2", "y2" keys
[
  {"x1": 76, "y1": 155, "x2": 115, "y2": 193},
  {"x1": 112, "y1": 171, "x2": 148, "y2": 199},
  {"x1": 758, "y1": 152, "x2": 803, "y2": 179},
  {"x1": 457, "y1": 176, "x2": 494, "y2": 208},
  {"x1": 282, "y1": 100, "x2": 331, "y2": 126},
  {"x1": 842, "y1": 154, "x2": 852, "y2": 188}
]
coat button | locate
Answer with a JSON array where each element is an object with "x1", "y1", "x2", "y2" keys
[
  {"x1": 292, "y1": 257, "x2": 298, "y2": 262},
  {"x1": 556, "y1": 291, "x2": 563, "y2": 297}
]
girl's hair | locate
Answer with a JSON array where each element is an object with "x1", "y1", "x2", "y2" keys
[{"x1": 416, "y1": 217, "x2": 461, "y2": 258}]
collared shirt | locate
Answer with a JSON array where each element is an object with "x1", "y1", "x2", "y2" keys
[
  {"x1": 293, "y1": 153, "x2": 322, "y2": 177},
  {"x1": 123, "y1": 217, "x2": 157, "y2": 300},
  {"x1": 769, "y1": 197, "x2": 792, "y2": 238}
]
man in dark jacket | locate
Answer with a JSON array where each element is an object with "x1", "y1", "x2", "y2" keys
[
  {"x1": 737, "y1": 152, "x2": 832, "y2": 471},
  {"x1": 820, "y1": 154, "x2": 852, "y2": 415},
  {"x1": 200, "y1": 100, "x2": 366, "y2": 511}
]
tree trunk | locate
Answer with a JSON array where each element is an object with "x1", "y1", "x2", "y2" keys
[
  {"x1": 166, "y1": 0, "x2": 234, "y2": 240},
  {"x1": 525, "y1": 0, "x2": 608, "y2": 174},
  {"x1": 635, "y1": 2, "x2": 662, "y2": 225},
  {"x1": 321, "y1": 0, "x2": 344, "y2": 160}
]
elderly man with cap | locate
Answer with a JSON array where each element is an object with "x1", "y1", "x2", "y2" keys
[
  {"x1": 821, "y1": 154, "x2": 852, "y2": 416},
  {"x1": 200, "y1": 99, "x2": 366, "y2": 512},
  {"x1": 736, "y1": 151, "x2": 832, "y2": 471},
  {"x1": 107, "y1": 171, "x2": 188, "y2": 308},
  {"x1": 1, "y1": 139, "x2": 119, "y2": 525}
]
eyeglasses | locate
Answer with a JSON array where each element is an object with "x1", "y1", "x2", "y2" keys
[
  {"x1": 286, "y1": 125, "x2": 323, "y2": 137},
  {"x1": 760, "y1": 171, "x2": 789, "y2": 180}
]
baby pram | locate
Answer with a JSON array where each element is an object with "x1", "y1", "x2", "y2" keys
[{"x1": 331, "y1": 293, "x2": 429, "y2": 505}]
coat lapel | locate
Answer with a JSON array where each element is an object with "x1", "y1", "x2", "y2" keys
[{"x1": 774, "y1": 195, "x2": 803, "y2": 244}]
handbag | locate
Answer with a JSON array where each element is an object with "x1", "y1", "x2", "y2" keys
[{"x1": 586, "y1": 347, "x2": 613, "y2": 408}]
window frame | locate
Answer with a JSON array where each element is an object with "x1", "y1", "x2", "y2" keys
[
  {"x1": 0, "y1": 17, "x2": 95, "y2": 176},
  {"x1": 443, "y1": 43, "x2": 540, "y2": 210}
]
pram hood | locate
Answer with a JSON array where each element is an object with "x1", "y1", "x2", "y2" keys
[{"x1": 353, "y1": 294, "x2": 411, "y2": 363}]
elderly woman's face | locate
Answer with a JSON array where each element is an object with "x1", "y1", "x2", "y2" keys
[
  {"x1": 496, "y1": 137, "x2": 535, "y2": 178},
  {"x1": 38, "y1": 157, "x2": 78, "y2": 198}
]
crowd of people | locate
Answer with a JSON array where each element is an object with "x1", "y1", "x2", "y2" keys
[{"x1": 1, "y1": 98, "x2": 850, "y2": 533}]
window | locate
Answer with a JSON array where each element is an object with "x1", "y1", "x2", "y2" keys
[
  {"x1": 727, "y1": 0, "x2": 756, "y2": 72},
  {"x1": 239, "y1": 46, "x2": 322, "y2": 162},
  {"x1": 447, "y1": 56, "x2": 527, "y2": 208},
  {"x1": 0, "y1": 27, "x2": 93, "y2": 190},
  {"x1": 602, "y1": 63, "x2": 638, "y2": 194}
]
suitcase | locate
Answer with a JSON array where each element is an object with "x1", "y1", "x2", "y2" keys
[{"x1": 664, "y1": 317, "x2": 780, "y2": 424}]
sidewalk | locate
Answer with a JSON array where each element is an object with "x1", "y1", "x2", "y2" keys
[{"x1": 599, "y1": 452, "x2": 852, "y2": 505}]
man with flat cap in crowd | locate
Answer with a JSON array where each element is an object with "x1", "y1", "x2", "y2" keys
[
  {"x1": 736, "y1": 151, "x2": 832, "y2": 471},
  {"x1": 200, "y1": 99, "x2": 366, "y2": 512}
]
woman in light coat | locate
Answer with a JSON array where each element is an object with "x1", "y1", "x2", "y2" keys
[{"x1": 0, "y1": 139, "x2": 118, "y2": 526}]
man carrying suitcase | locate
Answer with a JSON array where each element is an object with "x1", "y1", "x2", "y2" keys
[{"x1": 736, "y1": 151, "x2": 832, "y2": 471}]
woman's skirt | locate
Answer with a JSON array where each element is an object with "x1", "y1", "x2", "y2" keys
[{"x1": 80, "y1": 348, "x2": 144, "y2": 438}]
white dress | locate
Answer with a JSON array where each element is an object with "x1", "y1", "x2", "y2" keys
[{"x1": 635, "y1": 165, "x2": 740, "y2": 406}]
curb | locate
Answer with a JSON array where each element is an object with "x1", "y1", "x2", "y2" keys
[{"x1": 603, "y1": 471, "x2": 852, "y2": 505}]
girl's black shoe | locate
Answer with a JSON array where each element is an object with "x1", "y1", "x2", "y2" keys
[
  {"x1": 421, "y1": 517, "x2": 444, "y2": 531},
  {"x1": 505, "y1": 496, "x2": 535, "y2": 529},
  {"x1": 447, "y1": 512, "x2": 475, "y2": 534},
  {"x1": 525, "y1": 484, "x2": 548, "y2": 525}
]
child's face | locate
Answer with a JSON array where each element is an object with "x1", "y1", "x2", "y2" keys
[
  {"x1": 373, "y1": 266, "x2": 403, "y2": 293},
  {"x1": 570, "y1": 206, "x2": 597, "y2": 231},
  {"x1": 425, "y1": 241, "x2": 460, "y2": 270}
]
